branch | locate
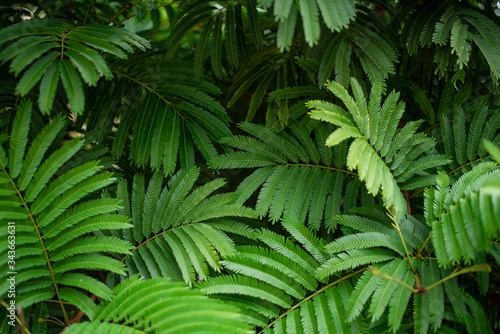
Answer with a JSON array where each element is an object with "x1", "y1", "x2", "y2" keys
[
  {"x1": 427, "y1": 264, "x2": 491, "y2": 291},
  {"x1": 106, "y1": 0, "x2": 144, "y2": 25},
  {"x1": 61, "y1": 294, "x2": 97, "y2": 332}
]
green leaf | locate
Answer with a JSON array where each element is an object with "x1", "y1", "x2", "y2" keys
[
  {"x1": 15, "y1": 51, "x2": 58, "y2": 96},
  {"x1": 60, "y1": 59, "x2": 85, "y2": 114},
  {"x1": 8, "y1": 99, "x2": 32, "y2": 179},
  {"x1": 66, "y1": 49, "x2": 99, "y2": 86},
  {"x1": 38, "y1": 61, "x2": 62, "y2": 114},
  {"x1": 450, "y1": 18, "x2": 471, "y2": 69},
  {"x1": 484, "y1": 140, "x2": 500, "y2": 164},
  {"x1": 317, "y1": 0, "x2": 355, "y2": 32},
  {"x1": 277, "y1": 3, "x2": 297, "y2": 52},
  {"x1": 9, "y1": 42, "x2": 57, "y2": 76},
  {"x1": 299, "y1": 0, "x2": 320, "y2": 47},
  {"x1": 274, "y1": 0, "x2": 294, "y2": 22},
  {"x1": 316, "y1": 248, "x2": 394, "y2": 279}
]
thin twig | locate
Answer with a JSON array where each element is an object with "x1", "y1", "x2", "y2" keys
[{"x1": 106, "y1": 0, "x2": 144, "y2": 25}]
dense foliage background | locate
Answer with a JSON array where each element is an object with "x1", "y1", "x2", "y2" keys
[{"x1": 1, "y1": 0, "x2": 500, "y2": 333}]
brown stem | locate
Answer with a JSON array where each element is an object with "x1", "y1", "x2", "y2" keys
[
  {"x1": 62, "y1": 294, "x2": 97, "y2": 331},
  {"x1": 106, "y1": 0, "x2": 144, "y2": 25}
]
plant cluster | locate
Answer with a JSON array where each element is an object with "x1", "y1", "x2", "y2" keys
[{"x1": 1, "y1": 0, "x2": 500, "y2": 333}]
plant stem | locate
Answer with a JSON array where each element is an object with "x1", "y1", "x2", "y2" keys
[
  {"x1": 111, "y1": 69, "x2": 185, "y2": 120},
  {"x1": 447, "y1": 156, "x2": 491, "y2": 175},
  {"x1": 390, "y1": 212, "x2": 423, "y2": 289},
  {"x1": 427, "y1": 264, "x2": 491, "y2": 291},
  {"x1": 106, "y1": 0, "x2": 144, "y2": 25},
  {"x1": 0, "y1": 299, "x2": 32, "y2": 334},
  {"x1": 417, "y1": 234, "x2": 431, "y2": 256},
  {"x1": 369, "y1": 267, "x2": 418, "y2": 294},
  {"x1": 258, "y1": 267, "x2": 367, "y2": 333}
]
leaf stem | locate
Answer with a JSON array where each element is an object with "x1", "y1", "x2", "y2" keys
[
  {"x1": 258, "y1": 267, "x2": 367, "y2": 333},
  {"x1": 0, "y1": 168, "x2": 70, "y2": 324},
  {"x1": 369, "y1": 267, "x2": 418, "y2": 293},
  {"x1": 389, "y1": 212, "x2": 423, "y2": 289},
  {"x1": 426, "y1": 264, "x2": 491, "y2": 291},
  {"x1": 417, "y1": 234, "x2": 432, "y2": 256},
  {"x1": 0, "y1": 299, "x2": 32, "y2": 334},
  {"x1": 111, "y1": 69, "x2": 185, "y2": 120},
  {"x1": 285, "y1": 163, "x2": 357, "y2": 176},
  {"x1": 447, "y1": 156, "x2": 491, "y2": 175}
]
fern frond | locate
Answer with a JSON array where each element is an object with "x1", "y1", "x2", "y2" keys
[
  {"x1": 430, "y1": 163, "x2": 500, "y2": 267},
  {"x1": 310, "y1": 77, "x2": 449, "y2": 214},
  {"x1": 200, "y1": 275, "x2": 293, "y2": 309},
  {"x1": 299, "y1": 0, "x2": 320, "y2": 47},
  {"x1": 0, "y1": 19, "x2": 149, "y2": 114},
  {"x1": 318, "y1": 0, "x2": 355, "y2": 32},
  {"x1": 432, "y1": 7, "x2": 457, "y2": 46},
  {"x1": 368, "y1": 258, "x2": 408, "y2": 322},
  {"x1": 65, "y1": 275, "x2": 252, "y2": 333},
  {"x1": 386, "y1": 263, "x2": 414, "y2": 332},
  {"x1": 94, "y1": 62, "x2": 231, "y2": 172},
  {"x1": 316, "y1": 248, "x2": 394, "y2": 279},
  {"x1": 117, "y1": 169, "x2": 255, "y2": 284},
  {"x1": 8, "y1": 99, "x2": 31, "y2": 179},
  {"x1": 0, "y1": 105, "x2": 131, "y2": 321},
  {"x1": 346, "y1": 262, "x2": 386, "y2": 322},
  {"x1": 324, "y1": 232, "x2": 405, "y2": 256}
]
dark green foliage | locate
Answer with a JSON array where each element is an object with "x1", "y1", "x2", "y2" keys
[{"x1": 0, "y1": 19, "x2": 149, "y2": 114}]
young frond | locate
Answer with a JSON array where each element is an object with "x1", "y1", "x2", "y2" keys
[
  {"x1": 199, "y1": 218, "x2": 374, "y2": 332},
  {"x1": 310, "y1": 77, "x2": 450, "y2": 214}
]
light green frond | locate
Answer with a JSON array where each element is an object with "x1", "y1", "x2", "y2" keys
[
  {"x1": 277, "y1": 3, "x2": 297, "y2": 52},
  {"x1": 431, "y1": 167, "x2": 500, "y2": 266},
  {"x1": 274, "y1": 0, "x2": 294, "y2": 22}
]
